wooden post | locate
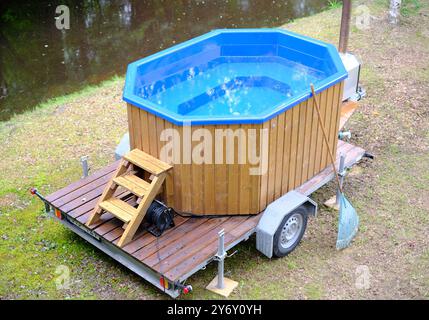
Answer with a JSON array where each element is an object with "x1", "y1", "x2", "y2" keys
[{"x1": 339, "y1": 0, "x2": 352, "y2": 53}]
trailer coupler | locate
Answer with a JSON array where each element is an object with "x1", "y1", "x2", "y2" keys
[{"x1": 30, "y1": 187, "x2": 51, "y2": 213}]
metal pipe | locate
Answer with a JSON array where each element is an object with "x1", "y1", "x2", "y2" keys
[
  {"x1": 339, "y1": 0, "x2": 352, "y2": 53},
  {"x1": 216, "y1": 229, "x2": 226, "y2": 289},
  {"x1": 80, "y1": 156, "x2": 89, "y2": 178}
]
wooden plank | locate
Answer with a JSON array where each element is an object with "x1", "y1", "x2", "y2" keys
[
  {"x1": 321, "y1": 85, "x2": 335, "y2": 170},
  {"x1": 259, "y1": 121, "x2": 270, "y2": 211},
  {"x1": 124, "y1": 149, "x2": 172, "y2": 175},
  {"x1": 119, "y1": 215, "x2": 189, "y2": 254},
  {"x1": 93, "y1": 218, "x2": 123, "y2": 236},
  {"x1": 313, "y1": 91, "x2": 326, "y2": 175},
  {"x1": 45, "y1": 161, "x2": 119, "y2": 202},
  {"x1": 302, "y1": 98, "x2": 313, "y2": 182},
  {"x1": 295, "y1": 101, "x2": 306, "y2": 187},
  {"x1": 281, "y1": 108, "x2": 292, "y2": 195},
  {"x1": 274, "y1": 112, "x2": 285, "y2": 199},
  {"x1": 131, "y1": 105, "x2": 142, "y2": 150},
  {"x1": 307, "y1": 92, "x2": 319, "y2": 180},
  {"x1": 339, "y1": 100, "x2": 358, "y2": 130},
  {"x1": 204, "y1": 126, "x2": 216, "y2": 214},
  {"x1": 127, "y1": 104, "x2": 135, "y2": 149},
  {"x1": 332, "y1": 82, "x2": 345, "y2": 157},
  {"x1": 140, "y1": 109, "x2": 150, "y2": 152},
  {"x1": 249, "y1": 124, "x2": 262, "y2": 214},
  {"x1": 99, "y1": 198, "x2": 136, "y2": 223},
  {"x1": 149, "y1": 217, "x2": 231, "y2": 271},
  {"x1": 227, "y1": 125, "x2": 240, "y2": 214},
  {"x1": 267, "y1": 118, "x2": 278, "y2": 204},
  {"x1": 113, "y1": 174, "x2": 150, "y2": 198},
  {"x1": 191, "y1": 126, "x2": 205, "y2": 214},
  {"x1": 147, "y1": 113, "x2": 158, "y2": 157},
  {"x1": 215, "y1": 125, "x2": 228, "y2": 214},
  {"x1": 51, "y1": 171, "x2": 114, "y2": 207},
  {"x1": 134, "y1": 218, "x2": 213, "y2": 262},
  {"x1": 288, "y1": 104, "x2": 300, "y2": 190},
  {"x1": 164, "y1": 216, "x2": 258, "y2": 281},
  {"x1": 238, "y1": 125, "x2": 250, "y2": 214},
  {"x1": 163, "y1": 120, "x2": 175, "y2": 207}
]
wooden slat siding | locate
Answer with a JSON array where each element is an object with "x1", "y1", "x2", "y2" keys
[
  {"x1": 151, "y1": 217, "x2": 235, "y2": 272},
  {"x1": 329, "y1": 83, "x2": 341, "y2": 165},
  {"x1": 227, "y1": 125, "x2": 240, "y2": 214},
  {"x1": 321, "y1": 85, "x2": 334, "y2": 170},
  {"x1": 173, "y1": 125, "x2": 183, "y2": 210},
  {"x1": 165, "y1": 216, "x2": 260, "y2": 280},
  {"x1": 147, "y1": 113, "x2": 158, "y2": 157},
  {"x1": 307, "y1": 91, "x2": 319, "y2": 180},
  {"x1": 139, "y1": 109, "x2": 150, "y2": 152},
  {"x1": 332, "y1": 82, "x2": 344, "y2": 158},
  {"x1": 312, "y1": 90, "x2": 325, "y2": 176},
  {"x1": 155, "y1": 116, "x2": 165, "y2": 160},
  {"x1": 295, "y1": 101, "x2": 307, "y2": 187},
  {"x1": 259, "y1": 120, "x2": 270, "y2": 211},
  {"x1": 204, "y1": 126, "x2": 216, "y2": 213},
  {"x1": 132, "y1": 104, "x2": 143, "y2": 150},
  {"x1": 127, "y1": 104, "x2": 135, "y2": 149},
  {"x1": 267, "y1": 118, "x2": 277, "y2": 204},
  {"x1": 143, "y1": 217, "x2": 229, "y2": 266},
  {"x1": 302, "y1": 98, "x2": 313, "y2": 182},
  {"x1": 249, "y1": 124, "x2": 262, "y2": 214},
  {"x1": 45, "y1": 161, "x2": 119, "y2": 203},
  {"x1": 215, "y1": 125, "x2": 228, "y2": 214},
  {"x1": 126, "y1": 82, "x2": 344, "y2": 215},
  {"x1": 274, "y1": 112, "x2": 285, "y2": 199},
  {"x1": 280, "y1": 108, "x2": 292, "y2": 195},
  {"x1": 191, "y1": 126, "x2": 204, "y2": 213},
  {"x1": 240, "y1": 125, "x2": 253, "y2": 214},
  {"x1": 288, "y1": 104, "x2": 300, "y2": 190},
  {"x1": 164, "y1": 120, "x2": 175, "y2": 207}
]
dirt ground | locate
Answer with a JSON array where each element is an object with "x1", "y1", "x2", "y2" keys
[{"x1": 0, "y1": 0, "x2": 428, "y2": 299}]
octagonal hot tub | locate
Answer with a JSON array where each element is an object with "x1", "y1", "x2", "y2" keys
[{"x1": 123, "y1": 29, "x2": 347, "y2": 215}]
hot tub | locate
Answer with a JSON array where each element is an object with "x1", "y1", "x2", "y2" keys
[{"x1": 123, "y1": 29, "x2": 347, "y2": 215}]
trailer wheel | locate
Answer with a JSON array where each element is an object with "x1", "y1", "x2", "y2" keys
[{"x1": 273, "y1": 206, "x2": 308, "y2": 257}]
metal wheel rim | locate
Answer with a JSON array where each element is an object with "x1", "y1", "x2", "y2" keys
[{"x1": 279, "y1": 213, "x2": 303, "y2": 249}]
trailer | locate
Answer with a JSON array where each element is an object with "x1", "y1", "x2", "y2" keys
[
  {"x1": 34, "y1": 135, "x2": 366, "y2": 298},
  {"x1": 32, "y1": 27, "x2": 370, "y2": 298}
]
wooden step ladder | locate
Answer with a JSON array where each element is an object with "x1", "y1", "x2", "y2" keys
[{"x1": 86, "y1": 149, "x2": 173, "y2": 247}]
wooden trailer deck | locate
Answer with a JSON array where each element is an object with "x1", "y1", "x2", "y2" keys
[{"x1": 42, "y1": 139, "x2": 365, "y2": 297}]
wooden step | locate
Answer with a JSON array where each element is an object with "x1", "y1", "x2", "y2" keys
[
  {"x1": 113, "y1": 174, "x2": 151, "y2": 198},
  {"x1": 99, "y1": 198, "x2": 137, "y2": 223},
  {"x1": 124, "y1": 149, "x2": 172, "y2": 176}
]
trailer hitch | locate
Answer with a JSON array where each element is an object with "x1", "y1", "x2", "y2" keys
[{"x1": 30, "y1": 188, "x2": 51, "y2": 213}]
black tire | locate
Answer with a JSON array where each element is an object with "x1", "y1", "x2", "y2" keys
[{"x1": 273, "y1": 206, "x2": 308, "y2": 258}]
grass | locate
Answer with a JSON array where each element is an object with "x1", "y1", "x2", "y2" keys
[
  {"x1": 327, "y1": 0, "x2": 342, "y2": 10},
  {"x1": 1, "y1": 0, "x2": 428, "y2": 299}
]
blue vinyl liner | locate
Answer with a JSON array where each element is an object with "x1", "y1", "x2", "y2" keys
[{"x1": 123, "y1": 29, "x2": 348, "y2": 125}]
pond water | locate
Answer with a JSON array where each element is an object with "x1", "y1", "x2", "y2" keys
[{"x1": 0, "y1": 0, "x2": 329, "y2": 121}]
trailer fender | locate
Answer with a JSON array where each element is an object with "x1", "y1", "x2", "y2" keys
[{"x1": 256, "y1": 190, "x2": 317, "y2": 258}]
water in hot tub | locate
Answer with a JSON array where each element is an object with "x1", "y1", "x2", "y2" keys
[{"x1": 139, "y1": 57, "x2": 325, "y2": 117}]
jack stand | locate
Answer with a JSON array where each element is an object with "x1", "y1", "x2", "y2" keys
[
  {"x1": 324, "y1": 153, "x2": 346, "y2": 210},
  {"x1": 206, "y1": 229, "x2": 238, "y2": 297}
]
